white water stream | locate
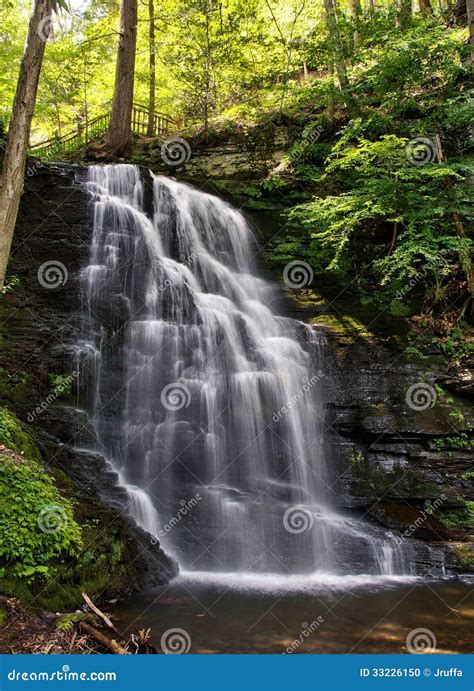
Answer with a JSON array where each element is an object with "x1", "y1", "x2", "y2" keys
[{"x1": 79, "y1": 164, "x2": 416, "y2": 585}]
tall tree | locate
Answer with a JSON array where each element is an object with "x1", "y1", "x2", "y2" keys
[
  {"x1": 105, "y1": 0, "x2": 138, "y2": 155},
  {"x1": 0, "y1": 0, "x2": 56, "y2": 289},
  {"x1": 147, "y1": 0, "x2": 156, "y2": 136},
  {"x1": 418, "y1": 0, "x2": 433, "y2": 13},
  {"x1": 348, "y1": 0, "x2": 362, "y2": 47},
  {"x1": 323, "y1": 0, "x2": 349, "y2": 90},
  {"x1": 265, "y1": 0, "x2": 307, "y2": 114},
  {"x1": 467, "y1": 0, "x2": 474, "y2": 69}
]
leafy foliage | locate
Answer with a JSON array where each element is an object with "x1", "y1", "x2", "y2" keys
[
  {"x1": 0, "y1": 423, "x2": 82, "y2": 580},
  {"x1": 265, "y1": 20, "x2": 472, "y2": 318}
]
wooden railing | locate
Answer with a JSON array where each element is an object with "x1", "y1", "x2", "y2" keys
[{"x1": 29, "y1": 104, "x2": 176, "y2": 161}]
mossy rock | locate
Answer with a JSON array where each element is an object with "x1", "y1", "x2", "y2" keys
[
  {"x1": 0, "y1": 407, "x2": 157, "y2": 611},
  {"x1": 451, "y1": 543, "x2": 474, "y2": 570},
  {"x1": 439, "y1": 501, "x2": 474, "y2": 534},
  {"x1": 0, "y1": 407, "x2": 42, "y2": 462}
]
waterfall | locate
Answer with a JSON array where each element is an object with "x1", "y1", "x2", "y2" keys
[{"x1": 80, "y1": 163, "x2": 411, "y2": 581}]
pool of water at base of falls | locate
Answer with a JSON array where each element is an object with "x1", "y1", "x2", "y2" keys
[{"x1": 109, "y1": 576, "x2": 473, "y2": 654}]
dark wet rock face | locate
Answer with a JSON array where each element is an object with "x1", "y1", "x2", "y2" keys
[
  {"x1": 321, "y1": 330, "x2": 473, "y2": 567},
  {"x1": 0, "y1": 162, "x2": 177, "y2": 594}
]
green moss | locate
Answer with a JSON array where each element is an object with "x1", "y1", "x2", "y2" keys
[
  {"x1": 35, "y1": 524, "x2": 133, "y2": 611},
  {"x1": 451, "y1": 544, "x2": 474, "y2": 570},
  {"x1": 309, "y1": 312, "x2": 372, "y2": 336},
  {"x1": 56, "y1": 611, "x2": 97, "y2": 632},
  {"x1": 438, "y1": 502, "x2": 474, "y2": 531},
  {"x1": 0, "y1": 369, "x2": 32, "y2": 406},
  {"x1": 0, "y1": 407, "x2": 41, "y2": 461},
  {"x1": 0, "y1": 606, "x2": 7, "y2": 627}
]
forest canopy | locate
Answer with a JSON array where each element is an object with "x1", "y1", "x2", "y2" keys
[{"x1": 0, "y1": 0, "x2": 472, "y2": 328}]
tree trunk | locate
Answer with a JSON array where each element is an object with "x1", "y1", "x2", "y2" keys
[
  {"x1": 0, "y1": 0, "x2": 52, "y2": 289},
  {"x1": 454, "y1": 0, "x2": 467, "y2": 24},
  {"x1": 418, "y1": 0, "x2": 433, "y2": 13},
  {"x1": 327, "y1": 59, "x2": 336, "y2": 117},
  {"x1": 202, "y1": 0, "x2": 212, "y2": 131},
  {"x1": 146, "y1": 0, "x2": 156, "y2": 136},
  {"x1": 323, "y1": 0, "x2": 349, "y2": 90},
  {"x1": 467, "y1": 0, "x2": 474, "y2": 69},
  {"x1": 396, "y1": 0, "x2": 412, "y2": 27},
  {"x1": 349, "y1": 0, "x2": 362, "y2": 47},
  {"x1": 105, "y1": 0, "x2": 137, "y2": 155}
]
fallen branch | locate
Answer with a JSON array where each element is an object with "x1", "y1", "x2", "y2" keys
[
  {"x1": 79, "y1": 621, "x2": 129, "y2": 655},
  {"x1": 81, "y1": 592, "x2": 117, "y2": 632}
]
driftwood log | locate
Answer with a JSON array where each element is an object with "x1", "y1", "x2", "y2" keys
[{"x1": 79, "y1": 621, "x2": 129, "y2": 655}]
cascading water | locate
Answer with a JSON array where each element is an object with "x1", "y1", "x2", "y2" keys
[{"x1": 79, "y1": 163, "x2": 412, "y2": 583}]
